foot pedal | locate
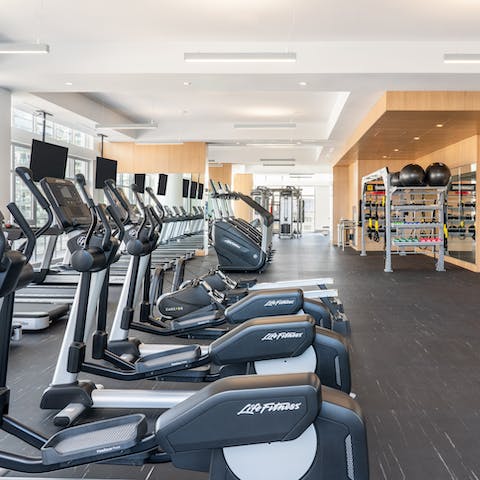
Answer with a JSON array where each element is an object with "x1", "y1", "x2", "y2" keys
[{"x1": 42, "y1": 414, "x2": 147, "y2": 465}]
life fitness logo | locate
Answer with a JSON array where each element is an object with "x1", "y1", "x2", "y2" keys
[
  {"x1": 263, "y1": 299, "x2": 295, "y2": 308},
  {"x1": 224, "y1": 238, "x2": 242, "y2": 249},
  {"x1": 76, "y1": 235, "x2": 86, "y2": 247},
  {"x1": 261, "y1": 331, "x2": 303, "y2": 341},
  {"x1": 237, "y1": 402, "x2": 302, "y2": 416}
]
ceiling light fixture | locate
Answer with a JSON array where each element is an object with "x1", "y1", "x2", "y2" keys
[
  {"x1": 135, "y1": 141, "x2": 184, "y2": 145},
  {"x1": 184, "y1": 52, "x2": 296, "y2": 63},
  {"x1": 0, "y1": 43, "x2": 49, "y2": 54},
  {"x1": 183, "y1": 81, "x2": 191, "y2": 86},
  {"x1": 246, "y1": 142, "x2": 298, "y2": 147},
  {"x1": 261, "y1": 158, "x2": 296, "y2": 162},
  {"x1": 394, "y1": 148, "x2": 399, "y2": 152},
  {"x1": 262, "y1": 163, "x2": 295, "y2": 167},
  {"x1": 298, "y1": 81, "x2": 308, "y2": 86},
  {"x1": 96, "y1": 122, "x2": 158, "y2": 130},
  {"x1": 64, "y1": 81, "x2": 73, "y2": 86},
  {"x1": 436, "y1": 123, "x2": 444, "y2": 128},
  {"x1": 413, "y1": 136, "x2": 420, "y2": 140},
  {"x1": 382, "y1": 155, "x2": 388, "y2": 159},
  {"x1": 444, "y1": 53, "x2": 480, "y2": 64},
  {"x1": 234, "y1": 123, "x2": 296, "y2": 129}
]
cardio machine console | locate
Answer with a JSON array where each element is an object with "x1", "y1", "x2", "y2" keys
[{"x1": 40, "y1": 177, "x2": 91, "y2": 231}]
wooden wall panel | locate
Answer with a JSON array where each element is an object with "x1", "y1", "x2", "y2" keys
[
  {"x1": 103, "y1": 142, "x2": 207, "y2": 174},
  {"x1": 332, "y1": 165, "x2": 351, "y2": 244},
  {"x1": 233, "y1": 173, "x2": 253, "y2": 221},
  {"x1": 386, "y1": 91, "x2": 480, "y2": 111},
  {"x1": 416, "y1": 135, "x2": 477, "y2": 170},
  {"x1": 209, "y1": 164, "x2": 232, "y2": 186}
]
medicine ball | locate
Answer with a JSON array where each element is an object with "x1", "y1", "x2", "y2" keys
[
  {"x1": 390, "y1": 171, "x2": 402, "y2": 187},
  {"x1": 425, "y1": 162, "x2": 451, "y2": 186},
  {"x1": 399, "y1": 164, "x2": 426, "y2": 186}
]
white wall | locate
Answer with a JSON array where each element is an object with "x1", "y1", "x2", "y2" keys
[
  {"x1": 314, "y1": 185, "x2": 332, "y2": 231},
  {"x1": 0, "y1": 89, "x2": 11, "y2": 207}
]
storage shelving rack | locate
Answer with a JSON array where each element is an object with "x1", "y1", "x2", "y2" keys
[
  {"x1": 361, "y1": 168, "x2": 448, "y2": 272},
  {"x1": 360, "y1": 168, "x2": 390, "y2": 263}
]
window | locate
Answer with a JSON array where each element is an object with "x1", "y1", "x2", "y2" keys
[
  {"x1": 12, "y1": 107, "x2": 95, "y2": 151},
  {"x1": 34, "y1": 117, "x2": 54, "y2": 139},
  {"x1": 12, "y1": 109, "x2": 33, "y2": 132},
  {"x1": 55, "y1": 124, "x2": 72, "y2": 144}
]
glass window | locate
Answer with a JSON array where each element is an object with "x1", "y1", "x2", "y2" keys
[
  {"x1": 85, "y1": 134, "x2": 94, "y2": 150},
  {"x1": 14, "y1": 175, "x2": 34, "y2": 222},
  {"x1": 12, "y1": 144, "x2": 30, "y2": 168},
  {"x1": 73, "y1": 130, "x2": 86, "y2": 147},
  {"x1": 12, "y1": 109, "x2": 33, "y2": 132},
  {"x1": 34, "y1": 117, "x2": 54, "y2": 139},
  {"x1": 55, "y1": 123, "x2": 72, "y2": 144}
]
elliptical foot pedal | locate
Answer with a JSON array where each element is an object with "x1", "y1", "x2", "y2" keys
[{"x1": 42, "y1": 414, "x2": 147, "y2": 465}]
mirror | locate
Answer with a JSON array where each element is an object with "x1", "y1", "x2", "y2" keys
[{"x1": 447, "y1": 164, "x2": 476, "y2": 264}]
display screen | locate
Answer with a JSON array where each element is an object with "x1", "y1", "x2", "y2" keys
[
  {"x1": 182, "y1": 179, "x2": 190, "y2": 198},
  {"x1": 189, "y1": 181, "x2": 198, "y2": 199},
  {"x1": 134, "y1": 173, "x2": 146, "y2": 193},
  {"x1": 95, "y1": 157, "x2": 117, "y2": 189},
  {"x1": 198, "y1": 183, "x2": 204, "y2": 200},
  {"x1": 158, "y1": 174, "x2": 168, "y2": 195},
  {"x1": 30, "y1": 139, "x2": 68, "y2": 182}
]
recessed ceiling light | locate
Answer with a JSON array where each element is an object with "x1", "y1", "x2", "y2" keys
[
  {"x1": 436, "y1": 123, "x2": 444, "y2": 128},
  {"x1": 394, "y1": 148, "x2": 399, "y2": 152},
  {"x1": 64, "y1": 81, "x2": 73, "y2": 86},
  {"x1": 444, "y1": 53, "x2": 480, "y2": 64},
  {"x1": 296, "y1": 141, "x2": 302, "y2": 144},
  {"x1": 0, "y1": 43, "x2": 49, "y2": 54},
  {"x1": 183, "y1": 81, "x2": 191, "y2": 86},
  {"x1": 184, "y1": 52, "x2": 296, "y2": 63},
  {"x1": 236, "y1": 142, "x2": 241, "y2": 145},
  {"x1": 234, "y1": 123, "x2": 296, "y2": 129},
  {"x1": 298, "y1": 81, "x2": 307, "y2": 87},
  {"x1": 413, "y1": 136, "x2": 420, "y2": 140},
  {"x1": 382, "y1": 155, "x2": 388, "y2": 159}
]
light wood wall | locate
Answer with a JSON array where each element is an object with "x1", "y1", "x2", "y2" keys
[
  {"x1": 209, "y1": 164, "x2": 232, "y2": 186},
  {"x1": 102, "y1": 142, "x2": 207, "y2": 174},
  {"x1": 233, "y1": 173, "x2": 254, "y2": 221}
]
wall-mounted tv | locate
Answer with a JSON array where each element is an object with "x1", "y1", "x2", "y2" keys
[
  {"x1": 189, "y1": 181, "x2": 198, "y2": 199},
  {"x1": 182, "y1": 179, "x2": 190, "y2": 198},
  {"x1": 198, "y1": 183, "x2": 204, "y2": 200},
  {"x1": 134, "y1": 173, "x2": 146, "y2": 193},
  {"x1": 157, "y1": 174, "x2": 168, "y2": 195},
  {"x1": 30, "y1": 139, "x2": 68, "y2": 182},
  {"x1": 95, "y1": 157, "x2": 117, "y2": 189}
]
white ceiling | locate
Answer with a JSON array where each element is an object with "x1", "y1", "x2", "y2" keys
[
  {"x1": 2, "y1": 0, "x2": 480, "y2": 42},
  {"x1": 3, "y1": 0, "x2": 480, "y2": 171}
]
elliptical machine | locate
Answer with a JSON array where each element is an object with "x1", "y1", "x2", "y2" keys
[{"x1": 0, "y1": 197, "x2": 370, "y2": 479}]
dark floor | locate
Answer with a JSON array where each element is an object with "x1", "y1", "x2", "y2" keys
[{"x1": 3, "y1": 234, "x2": 480, "y2": 479}]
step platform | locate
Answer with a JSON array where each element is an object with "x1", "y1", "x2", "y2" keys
[{"x1": 42, "y1": 414, "x2": 147, "y2": 465}]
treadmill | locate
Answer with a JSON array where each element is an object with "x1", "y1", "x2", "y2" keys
[{"x1": 1, "y1": 192, "x2": 69, "y2": 331}]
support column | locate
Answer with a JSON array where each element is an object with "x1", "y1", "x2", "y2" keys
[
  {"x1": 164, "y1": 173, "x2": 183, "y2": 208},
  {"x1": 0, "y1": 89, "x2": 11, "y2": 209}
]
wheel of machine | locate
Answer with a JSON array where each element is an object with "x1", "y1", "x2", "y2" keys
[
  {"x1": 425, "y1": 162, "x2": 451, "y2": 186},
  {"x1": 399, "y1": 164, "x2": 426, "y2": 186},
  {"x1": 390, "y1": 171, "x2": 402, "y2": 187}
]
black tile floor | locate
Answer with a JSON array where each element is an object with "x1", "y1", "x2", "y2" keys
[{"x1": 3, "y1": 233, "x2": 480, "y2": 479}]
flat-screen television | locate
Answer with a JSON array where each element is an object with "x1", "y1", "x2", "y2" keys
[
  {"x1": 157, "y1": 174, "x2": 168, "y2": 195},
  {"x1": 134, "y1": 173, "x2": 146, "y2": 193},
  {"x1": 198, "y1": 183, "x2": 204, "y2": 200},
  {"x1": 189, "y1": 181, "x2": 198, "y2": 199},
  {"x1": 30, "y1": 139, "x2": 68, "y2": 182},
  {"x1": 182, "y1": 179, "x2": 190, "y2": 198},
  {"x1": 95, "y1": 157, "x2": 117, "y2": 189}
]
